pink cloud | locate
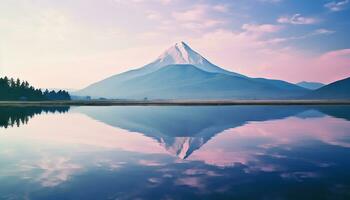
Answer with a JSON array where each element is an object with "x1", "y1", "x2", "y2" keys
[
  {"x1": 171, "y1": 4, "x2": 226, "y2": 30},
  {"x1": 189, "y1": 29, "x2": 350, "y2": 83},
  {"x1": 242, "y1": 23, "x2": 282, "y2": 33},
  {"x1": 277, "y1": 14, "x2": 318, "y2": 25}
]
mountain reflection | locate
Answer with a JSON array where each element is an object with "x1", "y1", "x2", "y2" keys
[
  {"x1": 77, "y1": 106, "x2": 350, "y2": 159},
  {"x1": 1, "y1": 106, "x2": 350, "y2": 199},
  {"x1": 0, "y1": 107, "x2": 70, "y2": 128}
]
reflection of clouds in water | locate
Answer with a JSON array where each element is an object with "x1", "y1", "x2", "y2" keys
[
  {"x1": 148, "y1": 177, "x2": 162, "y2": 186},
  {"x1": 95, "y1": 159, "x2": 126, "y2": 171},
  {"x1": 281, "y1": 172, "x2": 319, "y2": 182},
  {"x1": 190, "y1": 149, "x2": 258, "y2": 167},
  {"x1": 184, "y1": 168, "x2": 221, "y2": 176},
  {"x1": 139, "y1": 159, "x2": 165, "y2": 167},
  {"x1": 19, "y1": 157, "x2": 82, "y2": 187},
  {"x1": 189, "y1": 116, "x2": 350, "y2": 168},
  {"x1": 175, "y1": 177, "x2": 205, "y2": 190},
  {"x1": 244, "y1": 163, "x2": 282, "y2": 173}
]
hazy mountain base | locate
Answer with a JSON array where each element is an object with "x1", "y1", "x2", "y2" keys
[{"x1": 76, "y1": 64, "x2": 308, "y2": 100}]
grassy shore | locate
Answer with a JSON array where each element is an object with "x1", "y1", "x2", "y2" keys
[{"x1": 0, "y1": 99, "x2": 350, "y2": 106}]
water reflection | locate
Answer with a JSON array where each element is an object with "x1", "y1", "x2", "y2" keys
[
  {"x1": 0, "y1": 106, "x2": 69, "y2": 128},
  {"x1": 77, "y1": 106, "x2": 350, "y2": 159},
  {"x1": 0, "y1": 106, "x2": 350, "y2": 199}
]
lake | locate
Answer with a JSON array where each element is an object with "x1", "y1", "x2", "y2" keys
[{"x1": 1, "y1": 106, "x2": 350, "y2": 200}]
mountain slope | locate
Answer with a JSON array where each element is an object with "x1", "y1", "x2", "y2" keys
[
  {"x1": 297, "y1": 81, "x2": 325, "y2": 90},
  {"x1": 75, "y1": 42, "x2": 308, "y2": 99},
  {"x1": 305, "y1": 77, "x2": 350, "y2": 99},
  {"x1": 82, "y1": 64, "x2": 307, "y2": 99}
]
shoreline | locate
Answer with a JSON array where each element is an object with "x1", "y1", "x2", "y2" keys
[{"x1": 1, "y1": 100, "x2": 350, "y2": 106}]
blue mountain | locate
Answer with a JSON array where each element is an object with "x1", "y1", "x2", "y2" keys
[
  {"x1": 305, "y1": 77, "x2": 350, "y2": 99},
  {"x1": 75, "y1": 42, "x2": 308, "y2": 99},
  {"x1": 297, "y1": 81, "x2": 325, "y2": 90}
]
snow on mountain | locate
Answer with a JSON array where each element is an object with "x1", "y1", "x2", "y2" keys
[
  {"x1": 149, "y1": 41, "x2": 244, "y2": 77},
  {"x1": 160, "y1": 137, "x2": 206, "y2": 159}
]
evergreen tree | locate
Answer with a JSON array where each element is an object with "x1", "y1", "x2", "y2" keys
[{"x1": 0, "y1": 77, "x2": 71, "y2": 101}]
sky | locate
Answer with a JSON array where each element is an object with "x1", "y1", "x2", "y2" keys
[{"x1": 0, "y1": 0, "x2": 350, "y2": 89}]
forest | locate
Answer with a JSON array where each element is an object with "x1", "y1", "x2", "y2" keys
[{"x1": 0, "y1": 77, "x2": 71, "y2": 101}]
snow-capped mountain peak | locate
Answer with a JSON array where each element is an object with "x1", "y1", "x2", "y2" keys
[
  {"x1": 149, "y1": 41, "x2": 244, "y2": 77},
  {"x1": 158, "y1": 41, "x2": 203, "y2": 65}
]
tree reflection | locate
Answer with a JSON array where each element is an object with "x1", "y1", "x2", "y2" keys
[{"x1": 0, "y1": 107, "x2": 70, "y2": 128}]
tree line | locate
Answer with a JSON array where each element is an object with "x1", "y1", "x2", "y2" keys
[{"x1": 0, "y1": 76, "x2": 71, "y2": 101}]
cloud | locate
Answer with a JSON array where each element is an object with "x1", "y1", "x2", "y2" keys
[
  {"x1": 242, "y1": 24, "x2": 282, "y2": 34},
  {"x1": 212, "y1": 4, "x2": 229, "y2": 13},
  {"x1": 277, "y1": 14, "x2": 317, "y2": 25},
  {"x1": 146, "y1": 11, "x2": 162, "y2": 20},
  {"x1": 172, "y1": 5, "x2": 207, "y2": 21},
  {"x1": 171, "y1": 4, "x2": 226, "y2": 30},
  {"x1": 269, "y1": 28, "x2": 335, "y2": 43},
  {"x1": 324, "y1": 0, "x2": 349, "y2": 11},
  {"x1": 312, "y1": 28, "x2": 335, "y2": 35},
  {"x1": 114, "y1": 0, "x2": 173, "y2": 5},
  {"x1": 188, "y1": 28, "x2": 349, "y2": 83},
  {"x1": 259, "y1": 0, "x2": 283, "y2": 3}
]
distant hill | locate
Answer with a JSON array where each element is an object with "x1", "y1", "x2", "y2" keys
[
  {"x1": 297, "y1": 81, "x2": 325, "y2": 90},
  {"x1": 75, "y1": 42, "x2": 308, "y2": 99},
  {"x1": 305, "y1": 77, "x2": 350, "y2": 99}
]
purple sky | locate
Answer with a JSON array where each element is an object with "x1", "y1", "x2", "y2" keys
[{"x1": 1, "y1": 0, "x2": 349, "y2": 89}]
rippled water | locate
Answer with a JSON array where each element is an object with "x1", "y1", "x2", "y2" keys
[{"x1": 0, "y1": 106, "x2": 350, "y2": 200}]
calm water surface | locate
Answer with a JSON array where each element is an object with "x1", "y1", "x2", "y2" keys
[{"x1": 0, "y1": 106, "x2": 350, "y2": 200}]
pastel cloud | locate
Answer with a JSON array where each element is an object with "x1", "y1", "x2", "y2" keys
[
  {"x1": 313, "y1": 28, "x2": 335, "y2": 35},
  {"x1": 212, "y1": 4, "x2": 230, "y2": 13},
  {"x1": 259, "y1": 0, "x2": 283, "y2": 3},
  {"x1": 324, "y1": 0, "x2": 349, "y2": 11},
  {"x1": 277, "y1": 14, "x2": 318, "y2": 25},
  {"x1": 115, "y1": 0, "x2": 173, "y2": 5},
  {"x1": 242, "y1": 23, "x2": 283, "y2": 34},
  {"x1": 189, "y1": 28, "x2": 348, "y2": 83},
  {"x1": 171, "y1": 4, "x2": 227, "y2": 30}
]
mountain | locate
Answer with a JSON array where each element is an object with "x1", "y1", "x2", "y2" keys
[
  {"x1": 75, "y1": 42, "x2": 308, "y2": 99},
  {"x1": 143, "y1": 41, "x2": 244, "y2": 77},
  {"x1": 297, "y1": 81, "x2": 325, "y2": 90},
  {"x1": 305, "y1": 77, "x2": 350, "y2": 99}
]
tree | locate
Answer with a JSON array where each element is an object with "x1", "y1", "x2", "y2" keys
[{"x1": 0, "y1": 76, "x2": 71, "y2": 101}]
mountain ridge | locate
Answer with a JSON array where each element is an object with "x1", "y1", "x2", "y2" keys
[
  {"x1": 305, "y1": 77, "x2": 350, "y2": 99},
  {"x1": 297, "y1": 81, "x2": 325, "y2": 90}
]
